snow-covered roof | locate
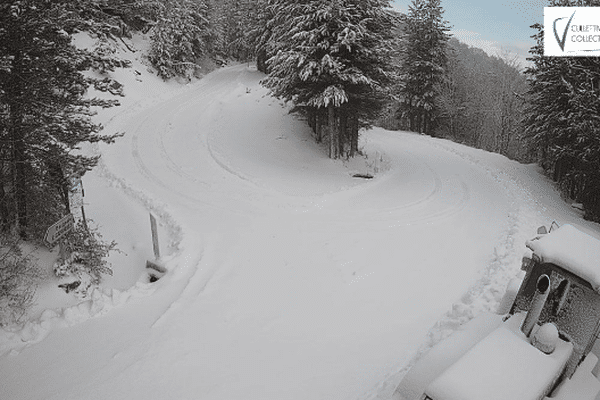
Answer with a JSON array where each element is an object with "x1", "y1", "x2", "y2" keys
[{"x1": 526, "y1": 224, "x2": 600, "y2": 292}]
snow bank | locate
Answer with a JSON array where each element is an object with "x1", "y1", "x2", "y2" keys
[
  {"x1": 0, "y1": 32, "x2": 187, "y2": 356},
  {"x1": 0, "y1": 281, "x2": 155, "y2": 356}
]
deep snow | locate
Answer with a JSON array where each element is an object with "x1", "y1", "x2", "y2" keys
[{"x1": 1, "y1": 35, "x2": 599, "y2": 400}]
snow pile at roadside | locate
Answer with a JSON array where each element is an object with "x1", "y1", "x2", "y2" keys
[
  {"x1": 0, "y1": 281, "x2": 155, "y2": 356},
  {"x1": 0, "y1": 33, "x2": 185, "y2": 356}
]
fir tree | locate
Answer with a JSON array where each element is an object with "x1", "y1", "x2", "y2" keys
[
  {"x1": 525, "y1": 1, "x2": 600, "y2": 220},
  {"x1": 398, "y1": 0, "x2": 450, "y2": 135},
  {"x1": 217, "y1": 0, "x2": 256, "y2": 61},
  {"x1": 148, "y1": 0, "x2": 211, "y2": 79},
  {"x1": 0, "y1": 0, "x2": 124, "y2": 239},
  {"x1": 524, "y1": 0, "x2": 600, "y2": 220},
  {"x1": 262, "y1": 0, "x2": 399, "y2": 158},
  {"x1": 251, "y1": 0, "x2": 278, "y2": 73}
]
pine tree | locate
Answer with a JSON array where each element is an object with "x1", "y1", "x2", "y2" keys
[
  {"x1": 524, "y1": 0, "x2": 600, "y2": 220},
  {"x1": 262, "y1": 0, "x2": 399, "y2": 158},
  {"x1": 398, "y1": 0, "x2": 450, "y2": 134},
  {"x1": 250, "y1": 0, "x2": 277, "y2": 73},
  {"x1": 148, "y1": 0, "x2": 211, "y2": 79},
  {"x1": 0, "y1": 0, "x2": 124, "y2": 239},
  {"x1": 216, "y1": 0, "x2": 254, "y2": 61}
]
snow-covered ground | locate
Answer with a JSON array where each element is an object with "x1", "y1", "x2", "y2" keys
[{"x1": 1, "y1": 36, "x2": 599, "y2": 400}]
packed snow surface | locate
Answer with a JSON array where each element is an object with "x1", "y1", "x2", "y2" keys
[{"x1": 1, "y1": 43, "x2": 599, "y2": 400}]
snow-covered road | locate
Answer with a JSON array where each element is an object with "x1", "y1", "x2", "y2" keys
[{"x1": 1, "y1": 64, "x2": 594, "y2": 400}]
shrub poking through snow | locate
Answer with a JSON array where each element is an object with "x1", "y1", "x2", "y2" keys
[
  {"x1": 53, "y1": 221, "x2": 117, "y2": 297},
  {"x1": 0, "y1": 240, "x2": 42, "y2": 326}
]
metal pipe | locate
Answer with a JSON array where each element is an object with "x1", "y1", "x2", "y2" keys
[{"x1": 522, "y1": 274, "x2": 551, "y2": 337}]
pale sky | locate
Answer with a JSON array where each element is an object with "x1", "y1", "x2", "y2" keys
[{"x1": 392, "y1": 0, "x2": 548, "y2": 68}]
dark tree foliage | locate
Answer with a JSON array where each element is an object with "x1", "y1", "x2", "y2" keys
[
  {"x1": 248, "y1": 0, "x2": 277, "y2": 73},
  {"x1": 90, "y1": 0, "x2": 158, "y2": 34},
  {"x1": 217, "y1": 0, "x2": 257, "y2": 61},
  {"x1": 524, "y1": 0, "x2": 600, "y2": 220},
  {"x1": 262, "y1": 0, "x2": 399, "y2": 159},
  {"x1": 398, "y1": 0, "x2": 450, "y2": 135},
  {"x1": 0, "y1": 0, "x2": 124, "y2": 240},
  {"x1": 148, "y1": 0, "x2": 212, "y2": 79},
  {"x1": 0, "y1": 238, "x2": 42, "y2": 326}
]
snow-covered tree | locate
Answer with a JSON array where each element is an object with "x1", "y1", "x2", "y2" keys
[
  {"x1": 213, "y1": 0, "x2": 253, "y2": 61},
  {"x1": 148, "y1": 0, "x2": 212, "y2": 79},
  {"x1": 524, "y1": 0, "x2": 600, "y2": 220},
  {"x1": 243, "y1": 0, "x2": 278, "y2": 73},
  {"x1": 433, "y1": 39, "x2": 528, "y2": 159},
  {"x1": 398, "y1": 0, "x2": 450, "y2": 135},
  {"x1": 0, "y1": 0, "x2": 124, "y2": 239},
  {"x1": 262, "y1": 0, "x2": 399, "y2": 158}
]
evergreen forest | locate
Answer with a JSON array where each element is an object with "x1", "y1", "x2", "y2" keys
[{"x1": 1, "y1": 0, "x2": 600, "y2": 280}]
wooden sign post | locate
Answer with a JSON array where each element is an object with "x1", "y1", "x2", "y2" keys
[
  {"x1": 149, "y1": 213, "x2": 160, "y2": 260},
  {"x1": 146, "y1": 213, "x2": 166, "y2": 282}
]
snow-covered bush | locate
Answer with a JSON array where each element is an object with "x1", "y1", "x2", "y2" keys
[
  {"x1": 0, "y1": 241, "x2": 43, "y2": 326},
  {"x1": 53, "y1": 221, "x2": 117, "y2": 297}
]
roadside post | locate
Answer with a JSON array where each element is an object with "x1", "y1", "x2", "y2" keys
[
  {"x1": 146, "y1": 213, "x2": 166, "y2": 282},
  {"x1": 149, "y1": 212, "x2": 160, "y2": 259}
]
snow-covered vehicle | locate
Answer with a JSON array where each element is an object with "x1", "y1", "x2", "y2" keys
[{"x1": 396, "y1": 223, "x2": 600, "y2": 400}]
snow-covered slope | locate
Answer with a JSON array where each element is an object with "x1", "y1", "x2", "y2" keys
[{"x1": 1, "y1": 36, "x2": 598, "y2": 400}]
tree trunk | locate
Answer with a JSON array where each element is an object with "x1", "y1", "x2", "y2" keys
[
  {"x1": 50, "y1": 162, "x2": 71, "y2": 214},
  {"x1": 7, "y1": 50, "x2": 29, "y2": 238},
  {"x1": 307, "y1": 108, "x2": 316, "y2": 133},
  {"x1": 315, "y1": 108, "x2": 323, "y2": 143},
  {"x1": 350, "y1": 113, "x2": 359, "y2": 157},
  {"x1": 328, "y1": 104, "x2": 339, "y2": 159},
  {"x1": 0, "y1": 161, "x2": 9, "y2": 232},
  {"x1": 339, "y1": 108, "x2": 347, "y2": 157},
  {"x1": 256, "y1": 48, "x2": 268, "y2": 73},
  {"x1": 11, "y1": 123, "x2": 28, "y2": 239}
]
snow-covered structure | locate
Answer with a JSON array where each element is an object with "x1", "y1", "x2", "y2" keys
[
  {"x1": 396, "y1": 224, "x2": 600, "y2": 400},
  {"x1": 526, "y1": 224, "x2": 600, "y2": 293}
]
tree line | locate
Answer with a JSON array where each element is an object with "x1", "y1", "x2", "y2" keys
[
  {"x1": 2, "y1": 0, "x2": 600, "y2": 271},
  {"x1": 524, "y1": 0, "x2": 600, "y2": 221},
  {"x1": 0, "y1": 0, "x2": 255, "y2": 241},
  {"x1": 2, "y1": 0, "x2": 600, "y2": 327}
]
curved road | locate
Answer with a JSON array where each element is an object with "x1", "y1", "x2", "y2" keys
[
  {"x1": 96, "y1": 64, "x2": 515, "y2": 400},
  {"x1": 1, "y1": 64, "x2": 580, "y2": 400}
]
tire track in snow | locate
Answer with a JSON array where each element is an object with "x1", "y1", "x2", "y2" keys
[
  {"x1": 93, "y1": 146, "x2": 184, "y2": 259},
  {"x1": 124, "y1": 69, "x2": 262, "y2": 215},
  {"x1": 103, "y1": 66, "x2": 519, "y2": 400},
  {"x1": 92, "y1": 69, "x2": 256, "y2": 337},
  {"x1": 104, "y1": 66, "x2": 300, "y2": 331},
  {"x1": 363, "y1": 141, "x2": 552, "y2": 400},
  {"x1": 154, "y1": 80, "x2": 227, "y2": 187},
  {"x1": 307, "y1": 144, "x2": 471, "y2": 229}
]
